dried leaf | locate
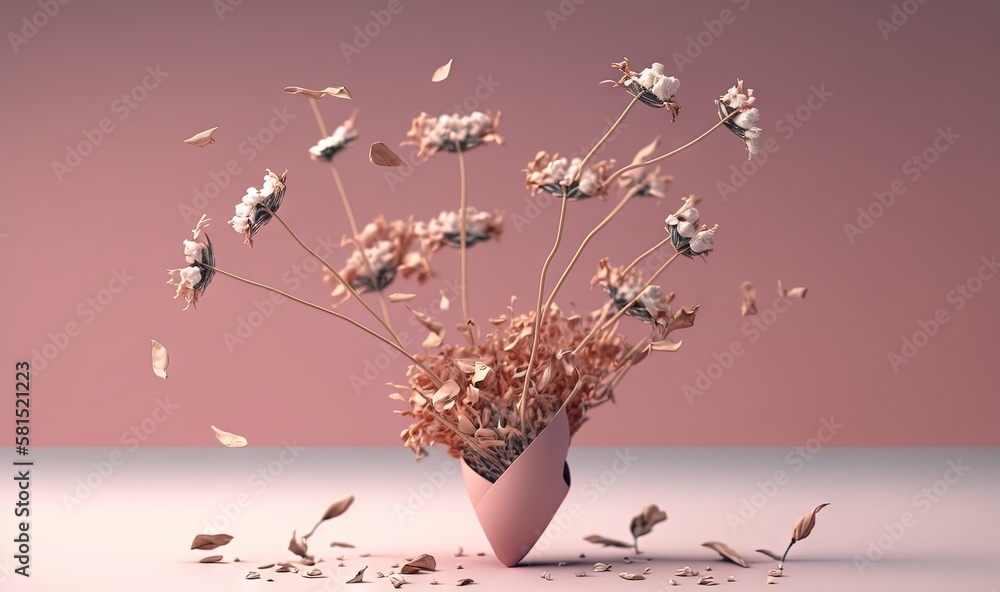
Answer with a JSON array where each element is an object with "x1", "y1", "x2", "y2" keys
[
  {"x1": 199, "y1": 555, "x2": 223, "y2": 563},
  {"x1": 288, "y1": 530, "x2": 310, "y2": 559},
  {"x1": 388, "y1": 573, "x2": 406, "y2": 588},
  {"x1": 431, "y1": 59, "x2": 453, "y2": 82},
  {"x1": 183, "y1": 127, "x2": 218, "y2": 147},
  {"x1": 471, "y1": 362, "x2": 492, "y2": 385},
  {"x1": 438, "y1": 290, "x2": 450, "y2": 311},
  {"x1": 388, "y1": 293, "x2": 417, "y2": 302},
  {"x1": 211, "y1": 425, "x2": 248, "y2": 448},
  {"x1": 741, "y1": 282, "x2": 758, "y2": 316},
  {"x1": 408, "y1": 306, "x2": 445, "y2": 348},
  {"x1": 701, "y1": 541, "x2": 748, "y2": 568},
  {"x1": 151, "y1": 339, "x2": 169, "y2": 379},
  {"x1": 303, "y1": 569, "x2": 324, "y2": 578},
  {"x1": 284, "y1": 85, "x2": 352, "y2": 100},
  {"x1": 400, "y1": 554, "x2": 436, "y2": 573},
  {"x1": 320, "y1": 495, "x2": 355, "y2": 521},
  {"x1": 431, "y1": 380, "x2": 461, "y2": 411},
  {"x1": 756, "y1": 549, "x2": 782, "y2": 561},
  {"x1": 584, "y1": 535, "x2": 632, "y2": 548},
  {"x1": 347, "y1": 566, "x2": 367, "y2": 583},
  {"x1": 456, "y1": 578, "x2": 474, "y2": 586},
  {"x1": 630, "y1": 504, "x2": 668, "y2": 540},
  {"x1": 190, "y1": 534, "x2": 233, "y2": 550},
  {"x1": 370, "y1": 142, "x2": 406, "y2": 166},
  {"x1": 792, "y1": 503, "x2": 829, "y2": 542},
  {"x1": 620, "y1": 572, "x2": 646, "y2": 580},
  {"x1": 594, "y1": 563, "x2": 612, "y2": 572},
  {"x1": 777, "y1": 279, "x2": 808, "y2": 299}
]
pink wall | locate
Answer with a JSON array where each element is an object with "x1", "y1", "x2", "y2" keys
[{"x1": 2, "y1": 0, "x2": 997, "y2": 447}]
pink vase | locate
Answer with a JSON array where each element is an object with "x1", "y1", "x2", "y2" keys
[{"x1": 461, "y1": 408, "x2": 571, "y2": 567}]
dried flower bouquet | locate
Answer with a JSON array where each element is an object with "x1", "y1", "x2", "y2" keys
[{"x1": 168, "y1": 60, "x2": 761, "y2": 485}]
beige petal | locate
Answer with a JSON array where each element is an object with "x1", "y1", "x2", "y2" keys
[
  {"x1": 620, "y1": 572, "x2": 646, "y2": 580},
  {"x1": 389, "y1": 573, "x2": 406, "y2": 588},
  {"x1": 407, "y1": 306, "x2": 445, "y2": 349},
  {"x1": 388, "y1": 293, "x2": 417, "y2": 302},
  {"x1": 541, "y1": 570, "x2": 553, "y2": 580},
  {"x1": 246, "y1": 571, "x2": 260, "y2": 579},
  {"x1": 347, "y1": 566, "x2": 367, "y2": 583},
  {"x1": 701, "y1": 541, "x2": 748, "y2": 568},
  {"x1": 777, "y1": 279, "x2": 808, "y2": 299},
  {"x1": 471, "y1": 362, "x2": 492, "y2": 385},
  {"x1": 791, "y1": 503, "x2": 829, "y2": 542},
  {"x1": 369, "y1": 142, "x2": 406, "y2": 166},
  {"x1": 400, "y1": 553, "x2": 436, "y2": 573},
  {"x1": 183, "y1": 126, "x2": 218, "y2": 147},
  {"x1": 199, "y1": 555, "x2": 223, "y2": 563},
  {"x1": 741, "y1": 282, "x2": 758, "y2": 316},
  {"x1": 431, "y1": 380, "x2": 461, "y2": 411},
  {"x1": 456, "y1": 578, "x2": 474, "y2": 586},
  {"x1": 388, "y1": 392, "x2": 404, "y2": 401},
  {"x1": 594, "y1": 563, "x2": 612, "y2": 572},
  {"x1": 151, "y1": 339, "x2": 169, "y2": 379},
  {"x1": 288, "y1": 530, "x2": 310, "y2": 559},
  {"x1": 284, "y1": 85, "x2": 352, "y2": 100},
  {"x1": 632, "y1": 135, "x2": 661, "y2": 166},
  {"x1": 431, "y1": 59, "x2": 453, "y2": 82},
  {"x1": 650, "y1": 340, "x2": 683, "y2": 352},
  {"x1": 438, "y1": 290, "x2": 450, "y2": 311},
  {"x1": 190, "y1": 534, "x2": 233, "y2": 550},
  {"x1": 210, "y1": 425, "x2": 248, "y2": 448},
  {"x1": 630, "y1": 504, "x2": 668, "y2": 539},
  {"x1": 584, "y1": 535, "x2": 632, "y2": 548}
]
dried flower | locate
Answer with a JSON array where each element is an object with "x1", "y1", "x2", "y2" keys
[
  {"x1": 618, "y1": 137, "x2": 672, "y2": 198},
  {"x1": 415, "y1": 208, "x2": 504, "y2": 253},
  {"x1": 327, "y1": 216, "x2": 430, "y2": 302},
  {"x1": 309, "y1": 111, "x2": 359, "y2": 162},
  {"x1": 167, "y1": 215, "x2": 215, "y2": 309},
  {"x1": 741, "y1": 281, "x2": 758, "y2": 316},
  {"x1": 609, "y1": 58, "x2": 681, "y2": 119},
  {"x1": 591, "y1": 258, "x2": 675, "y2": 331},
  {"x1": 524, "y1": 151, "x2": 615, "y2": 200},
  {"x1": 229, "y1": 169, "x2": 287, "y2": 247},
  {"x1": 718, "y1": 79, "x2": 761, "y2": 159},
  {"x1": 629, "y1": 504, "x2": 668, "y2": 553},
  {"x1": 665, "y1": 204, "x2": 718, "y2": 257},
  {"x1": 404, "y1": 111, "x2": 503, "y2": 158}
]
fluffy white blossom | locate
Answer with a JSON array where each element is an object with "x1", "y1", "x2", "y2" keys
[
  {"x1": 524, "y1": 152, "x2": 614, "y2": 199},
  {"x1": 309, "y1": 113, "x2": 359, "y2": 161},
  {"x1": 416, "y1": 208, "x2": 503, "y2": 252},
  {"x1": 665, "y1": 204, "x2": 717, "y2": 256},
  {"x1": 719, "y1": 80, "x2": 762, "y2": 158},
  {"x1": 228, "y1": 169, "x2": 286, "y2": 246},
  {"x1": 405, "y1": 111, "x2": 503, "y2": 158}
]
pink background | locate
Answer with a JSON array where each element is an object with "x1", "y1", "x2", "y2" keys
[{"x1": 2, "y1": 0, "x2": 997, "y2": 447}]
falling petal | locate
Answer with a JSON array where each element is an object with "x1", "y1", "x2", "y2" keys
[
  {"x1": 284, "y1": 85, "x2": 352, "y2": 100},
  {"x1": 741, "y1": 282, "x2": 758, "y2": 316},
  {"x1": 320, "y1": 495, "x2": 355, "y2": 521},
  {"x1": 388, "y1": 293, "x2": 417, "y2": 302},
  {"x1": 199, "y1": 555, "x2": 223, "y2": 563},
  {"x1": 701, "y1": 541, "x2": 749, "y2": 568},
  {"x1": 370, "y1": 142, "x2": 406, "y2": 166},
  {"x1": 151, "y1": 339, "x2": 169, "y2": 379},
  {"x1": 211, "y1": 425, "x2": 248, "y2": 448},
  {"x1": 584, "y1": 535, "x2": 632, "y2": 548},
  {"x1": 183, "y1": 126, "x2": 218, "y2": 147},
  {"x1": 777, "y1": 279, "x2": 808, "y2": 299},
  {"x1": 407, "y1": 306, "x2": 445, "y2": 348},
  {"x1": 438, "y1": 290, "x2": 450, "y2": 311},
  {"x1": 630, "y1": 504, "x2": 668, "y2": 549},
  {"x1": 347, "y1": 566, "x2": 367, "y2": 583},
  {"x1": 190, "y1": 534, "x2": 233, "y2": 550},
  {"x1": 431, "y1": 59, "x2": 453, "y2": 82},
  {"x1": 288, "y1": 530, "x2": 310, "y2": 559}
]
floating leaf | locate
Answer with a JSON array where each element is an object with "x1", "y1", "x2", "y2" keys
[
  {"x1": 756, "y1": 549, "x2": 782, "y2": 561},
  {"x1": 584, "y1": 534, "x2": 632, "y2": 548},
  {"x1": 701, "y1": 541, "x2": 748, "y2": 568},
  {"x1": 388, "y1": 293, "x2": 416, "y2": 302},
  {"x1": 191, "y1": 533, "x2": 233, "y2": 550},
  {"x1": 777, "y1": 279, "x2": 808, "y2": 299},
  {"x1": 400, "y1": 554, "x2": 436, "y2": 574},
  {"x1": 438, "y1": 290, "x2": 450, "y2": 311},
  {"x1": 151, "y1": 339, "x2": 169, "y2": 379},
  {"x1": 346, "y1": 566, "x2": 367, "y2": 583},
  {"x1": 183, "y1": 127, "x2": 218, "y2": 147},
  {"x1": 199, "y1": 555, "x2": 223, "y2": 563},
  {"x1": 741, "y1": 281, "x2": 758, "y2": 316},
  {"x1": 370, "y1": 142, "x2": 405, "y2": 166},
  {"x1": 431, "y1": 59, "x2": 453, "y2": 82},
  {"x1": 630, "y1": 504, "x2": 668, "y2": 553},
  {"x1": 211, "y1": 425, "x2": 248, "y2": 448},
  {"x1": 284, "y1": 85, "x2": 352, "y2": 100},
  {"x1": 288, "y1": 530, "x2": 310, "y2": 559},
  {"x1": 620, "y1": 572, "x2": 645, "y2": 580},
  {"x1": 456, "y1": 578, "x2": 474, "y2": 586},
  {"x1": 431, "y1": 380, "x2": 461, "y2": 412},
  {"x1": 792, "y1": 503, "x2": 829, "y2": 542}
]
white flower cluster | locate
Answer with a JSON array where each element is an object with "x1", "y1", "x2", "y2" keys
[
  {"x1": 634, "y1": 63, "x2": 680, "y2": 103},
  {"x1": 229, "y1": 171, "x2": 282, "y2": 235},
  {"x1": 665, "y1": 207, "x2": 717, "y2": 255},
  {"x1": 615, "y1": 282, "x2": 672, "y2": 322},
  {"x1": 422, "y1": 111, "x2": 495, "y2": 151},
  {"x1": 309, "y1": 120, "x2": 359, "y2": 161},
  {"x1": 416, "y1": 208, "x2": 501, "y2": 250},
  {"x1": 349, "y1": 240, "x2": 397, "y2": 290},
  {"x1": 535, "y1": 156, "x2": 601, "y2": 197},
  {"x1": 720, "y1": 82, "x2": 761, "y2": 157}
]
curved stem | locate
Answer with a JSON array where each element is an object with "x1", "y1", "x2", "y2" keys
[
  {"x1": 456, "y1": 147, "x2": 474, "y2": 344},
  {"x1": 621, "y1": 236, "x2": 671, "y2": 278},
  {"x1": 308, "y1": 98, "x2": 328, "y2": 137},
  {"x1": 573, "y1": 94, "x2": 641, "y2": 182},
  {"x1": 602, "y1": 108, "x2": 740, "y2": 189},
  {"x1": 518, "y1": 189, "x2": 570, "y2": 434},
  {"x1": 779, "y1": 539, "x2": 795, "y2": 568},
  {"x1": 541, "y1": 185, "x2": 642, "y2": 316}
]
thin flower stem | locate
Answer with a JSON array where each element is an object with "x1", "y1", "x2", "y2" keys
[
  {"x1": 518, "y1": 189, "x2": 570, "y2": 435},
  {"x1": 456, "y1": 147, "x2": 474, "y2": 345},
  {"x1": 779, "y1": 539, "x2": 795, "y2": 567},
  {"x1": 262, "y1": 206, "x2": 402, "y2": 346},
  {"x1": 573, "y1": 94, "x2": 641, "y2": 182},
  {"x1": 309, "y1": 98, "x2": 328, "y2": 137},
  {"x1": 621, "y1": 236, "x2": 671, "y2": 278},
  {"x1": 330, "y1": 164, "x2": 360, "y2": 237},
  {"x1": 541, "y1": 185, "x2": 643, "y2": 316},
  {"x1": 602, "y1": 107, "x2": 739, "y2": 189},
  {"x1": 573, "y1": 251, "x2": 682, "y2": 355}
]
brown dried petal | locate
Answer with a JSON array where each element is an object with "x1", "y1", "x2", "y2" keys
[
  {"x1": 370, "y1": 142, "x2": 406, "y2": 166},
  {"x1": 791, "y1": 503, "x2": 829, "y2": 542},
  {"x1": 408, "y1": 306, "x2": 445, "y2": 348},
  {"x1": 620, "y1": 572, "x2": 645, "y2": 580},
  {"x1": 456, "y1": 578, "x2": 474, "y2": 586},
  {"x1": 210, "y1": 425, "x2": 248, "y2": 448},
  {"x1": 389, "y1": 573, "x2": 406, "y2": 588},
  {"x1": 191, "y1": 534, "x2": 233, "y2": 550},
  {"x1": 741, "y1": 282, "x2": 758, "y2": 316},
  {"x1": 288, "y1": 530, "x2": 310, "y2": 559},
  {"x1": 284, "y1": 85, "x2": 352, "y2": 100},
  {"x1": 431, "y1": 380, "x2": 461, "y2": 411},
  {"x1": 584, "y1": 535, "x2": 633, "y2": 548},
  {"x1": 347, "y1": 565, "x2": 367, "y2": 583},
  {"x1": 199, "y1": 555, "x2": 223, "y2": 563},
  {"x1": 630, "y1": 504, "x2": 668, "y2": 539},
  {"x1": 701, "y1": 541, "x2": 748, "y2": 568},
  {"x1": 151, "y1": 339, "x2": 169, "y2": 379},
  {"x1": 594, "y1": 563, "x2": 612, "y2": 572},
  {"x1": 320, "y1": 495, "x2": 355, "y2": 521},
  {"x1": 541, "y1": 570, "x2": 552, "y2": 580},
  {"x1": 400, "y1": 553, "x2": 436, "y2": 573},
  {"x1": 432, "y1": 59, "x2": 453, "y2": 82},
  {"x1": 183, "y1": 127, "x2": 218, "y2": 147},
  {"x1": 246, "y1": 571, "x2": 260, "y2": 579}
]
